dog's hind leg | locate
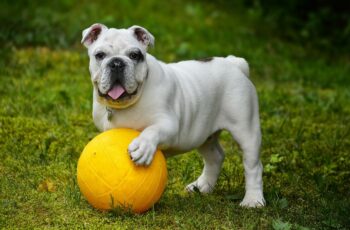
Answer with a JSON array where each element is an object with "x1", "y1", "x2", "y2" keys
[
  {"x1": 226, "y1": 103, "x2": 265, "y2": 207},
  {"x1": 186, "y1": 131, "x2": 225, "y2": 193}
]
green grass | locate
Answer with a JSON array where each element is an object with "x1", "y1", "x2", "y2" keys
[{"x1": 1, "y1": 1, "x2": 350, "y2": 229}]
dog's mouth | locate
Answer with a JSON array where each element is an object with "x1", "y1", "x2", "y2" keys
[
  {"x1": 97, "y1": 82, "x2": 144, "y2": 109},
  {"x1": 99, "y1": 84, "x2": 138, "y2": 100}
]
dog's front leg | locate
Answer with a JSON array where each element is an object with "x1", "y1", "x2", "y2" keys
[{"x1": 128, "y1": 117, "x2": 178, "y2": 166}]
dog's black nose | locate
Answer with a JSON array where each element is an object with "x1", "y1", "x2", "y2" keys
[{"x1": 108, "y1": 58, "x2": 125, "y2": 71}]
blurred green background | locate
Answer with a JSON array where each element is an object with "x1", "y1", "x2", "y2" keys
[
  {"x1": 1, "y1": 0, "x2": 349, "y2": 51},
  {"x1": 0, "y1": 0, "x2": 349, "y2": 229}
]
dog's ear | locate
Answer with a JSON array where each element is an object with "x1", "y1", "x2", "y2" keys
[
  {"x1": 81, "y1": 23, "x2": 108, "y2": 48},
  {"x1": 128, "y1": 25, "x2": 155, "y2": 49}
]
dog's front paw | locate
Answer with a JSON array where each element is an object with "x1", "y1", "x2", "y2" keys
[
  {"x1": 185, "y1": 176, "x2": 215, "y2": 193},
  {"x1": 240, "y1": 191, "x2": 265, "y2": 208},
  {"x1": 128, "y1": 137, "x2": 156, "y2": 166}
]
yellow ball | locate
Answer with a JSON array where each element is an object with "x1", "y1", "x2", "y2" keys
[{"x1": 77, "y1": 128, "x2": 167, "y2": 213}]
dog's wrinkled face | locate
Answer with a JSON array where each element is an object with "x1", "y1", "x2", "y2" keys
[{"x1": 82, "y1": 24, "x2": 154, "y2": 109}]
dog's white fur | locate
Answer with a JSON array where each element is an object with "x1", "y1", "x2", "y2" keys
[{"x1": 82, "y1": 24, "x2": 265, "y2": 207}]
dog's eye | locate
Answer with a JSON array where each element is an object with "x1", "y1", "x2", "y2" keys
[
  {"x1": 95, "y1": 52, "x2": 106, "y2": 60},
  {"x1": 129, "y1": 51, "x2": 140, "y2": 60}
]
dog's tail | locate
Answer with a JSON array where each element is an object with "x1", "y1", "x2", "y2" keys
[{"x1": 226, "y1": 55, "x2": 249, "y2": 77}]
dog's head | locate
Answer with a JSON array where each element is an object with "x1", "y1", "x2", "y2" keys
[{"x1": 82, "y1": 24, "x2": 154, "y2": 109}]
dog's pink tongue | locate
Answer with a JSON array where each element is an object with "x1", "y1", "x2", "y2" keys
[{"x1": 107, "y1": 85, "x2": 125, "y2": 100}]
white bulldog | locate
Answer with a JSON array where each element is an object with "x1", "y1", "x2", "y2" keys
[{"x1": 81, "y1": 23, "x2": 265, "y2": 207}]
